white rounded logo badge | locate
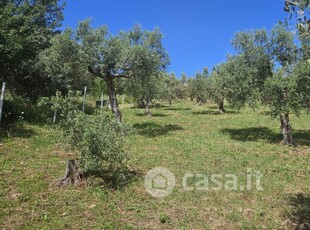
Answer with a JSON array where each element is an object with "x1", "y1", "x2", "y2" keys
[{"x1": 144, "y1": 167, "x2": 175, "y2": 198}]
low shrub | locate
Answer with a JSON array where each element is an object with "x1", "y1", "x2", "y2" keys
[{"x1": 60, "y1": 110, "x2": 133, "y2": 178}]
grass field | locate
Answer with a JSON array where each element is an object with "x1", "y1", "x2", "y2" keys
[{"x1": 0, "y1": 101, "x2": 309, "y2": 229}]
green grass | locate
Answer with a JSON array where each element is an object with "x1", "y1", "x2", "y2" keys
[{"x1": 0, "y1": 101, "x2": 309, "y2": 229}]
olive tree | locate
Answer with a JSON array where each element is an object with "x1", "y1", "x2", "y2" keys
[
  {"x1": 207, "y1": 64, "x2": 230, "y2": 113},
  {"x1": 264, "y1": 24, "x2": 299, "y2": 145},
  {"x1": 161, "y1": 73, "x2": 179, "y2": 109},
  {"x1": 125, "y1": 73, "x2": 163, "y2": 116},
  {"x1": 284, "y1": 0, "x2": 310, "y2": 111},
  {"x1": 226, "y1": 25, "x2": 308, "y2": 145},
  {"x1": 177, "y1": 73, "x2": 189, "y2": 101},
  {"x1": 295, "y1": 60, "x2": 310, "y2": 110},
  {"x1": 77, "y1": 21, "x2": 169, "y2": 122},
  {"x1": 188, "y1": 71, "x2": 209, "y2": 105},
  {"x1": 224, "y1": 29, "x2": 272, "y2": 111}
]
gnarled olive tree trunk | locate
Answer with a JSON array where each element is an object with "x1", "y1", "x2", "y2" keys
[
  {"x1": 144, "y1": 97, "x2": 152, "y2": 116},
  {"x1": 169, "y1": 99, "x2": 172, "y2": 109},
  {"x1": 280, "y1": 112, "x2": 294, "y2": 145},
  {"x1": 137, "y1": 98, "x2": 146, "y2": 108},
  {"x1": 58, "y1": 159, "x2": 81, "y2": 186},
  {"x1": 105, "y1": 76, "x2": 122, "y2": 122},
  {"x1": 88, "y1": 67, "x2": 123, "y2": 122},
  {"x1": 218, "y1": 99, "x2": 226, "y2": 114}
]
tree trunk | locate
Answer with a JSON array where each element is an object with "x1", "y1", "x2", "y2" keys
[
  {"x1": 58, "y1": 159, "x2": 81, "y2": 186},
  {"x1": 280, "y1": 112, "x2": 294, "y2": 145},
  {"x1": 137, "y1": 98, "x2": 146, "y2": 108},
  {"x1": 144, "y1": 97, "x2": 152, "y2": 116},
  {"x1": 105, "y1": 76, "x2": 122, "y2": 122},
  {"x1": 169, "y1": 100, "x2": 172, "y2": 109},
  {"x1": 219, "y1": 100, "x2": 226, "y2": 114}
]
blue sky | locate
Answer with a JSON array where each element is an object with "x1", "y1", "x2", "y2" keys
[{"x1": 62, "y1": 0, "x2": 289, "y2": 77}]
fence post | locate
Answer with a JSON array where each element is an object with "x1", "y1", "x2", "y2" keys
[
  {"x1": 52, "y1": 110, "x2": 57, "y2": 124},
  {"x1": 101, "y1": 92, "x2": 104, "y2": 108},
  {"x1": 82, "y1": 86, "x2": 87, "y2": 112},
  {"x1": 0, "y1": 82, "x2": 6, "y2": 125}
]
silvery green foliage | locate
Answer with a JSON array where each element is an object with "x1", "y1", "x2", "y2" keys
[
  {"x1": 224, "y1": 25, "x2": 300, "y2": 111},
  {"x1": 284, "y1": 0, "x2": 309, "y2": 28},
  {"x1": 263, "y1": 70, "x2": 300, "y2": 117},
  {"x1": 160, "y1": 73, "x2": 179, "y2": 104},
  {"x1": 125, "y1": 73, "x2": 162, "y2": 107},
  {"x1": 61, "y1": 110, "x2": 132, "y2": 175},
  {"x1": 207, "y1": 64, "x2": 228, "y2": 106},
  {"x1": 38, "y1": 90, "x2": 80, "y2": 121},
  {"x1": 75, "y1": 20, "x2": 169, "y2": 121},
  {"x1": 187, "y1": 72, "x2": 209, "y2": 104},
  {"x1": 295, "y1": 60, "x2": 310, "y2": 110}
]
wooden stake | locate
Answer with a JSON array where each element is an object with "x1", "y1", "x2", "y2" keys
[
  {"x1": 0, "y1": 82, "x2": 6, "y2": 125},
  {"x1": 101, "y1": 93, "x2": 104, "y2": 108},
  {"x1": 82, "y1": 86, "x2": 87, "y2": 112},
  {"x1": 53, "y1": 110, "x2": 57, "y2": 124}
]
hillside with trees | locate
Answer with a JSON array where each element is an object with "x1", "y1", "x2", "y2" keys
[{"x1": 0, "y1": 0, "x2": 309, "y2": 229}]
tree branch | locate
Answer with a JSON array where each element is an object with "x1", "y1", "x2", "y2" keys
[
  {"x1": 113, "y1": 74, "x2": 131, "y2": 79},
  {"x1": 285, "y1": 0, "x2": 300, "y2": 7},
  {"x1": 88, "y1": 66, "x2": 102, "y2": 78},
  {"x1": 112, "y1": 69, "x2": 134, "y2": 79},
  {"x1": 113, "y1": 72, "x2": 135, "y2": 78}
]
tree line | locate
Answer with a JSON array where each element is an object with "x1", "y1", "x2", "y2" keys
[{"x1": 0, "y1": 0, "x2": 309, "y2": 146}]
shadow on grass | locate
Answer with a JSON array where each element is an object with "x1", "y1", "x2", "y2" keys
[
  {"x1": 202, "y1": 105, "x2": 234, "y2": 110},
  {"x1": 221, "y1": 127, "x2": 310, "y2": 146},
  {"x1": 205, "y1": 105, "x2": 219, "y2": 110},
  {"x1": 287, "y1": 193, "x2": 310, "y2": 229},
  {"x1": 135, "y1": 113, "x2": 170, "y2": 117},
  {"x1": 0, "y1": 124, "x2": 37, "y2": 142},
  {"x1": 84, "y1": 168, "x2": 143, "y2": 190},
  {"x1": 221, "y1": 127, "x2": 281, "y2": 143},
  {"x1": 163, "y1": 107, "x2": 192, "y2": 111},
  {"x1": 129, "y1": 104, "x2": 170, "y2": 110},
  {"x1": 193, "y1": 110, "x2": 239, "y2": 115},
  {"x1": 293, "y1": 130, "x2": 310, "y2": 147},
  {"x1": 133, "y1": 122, "x2": 184, "y2": 137}
]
